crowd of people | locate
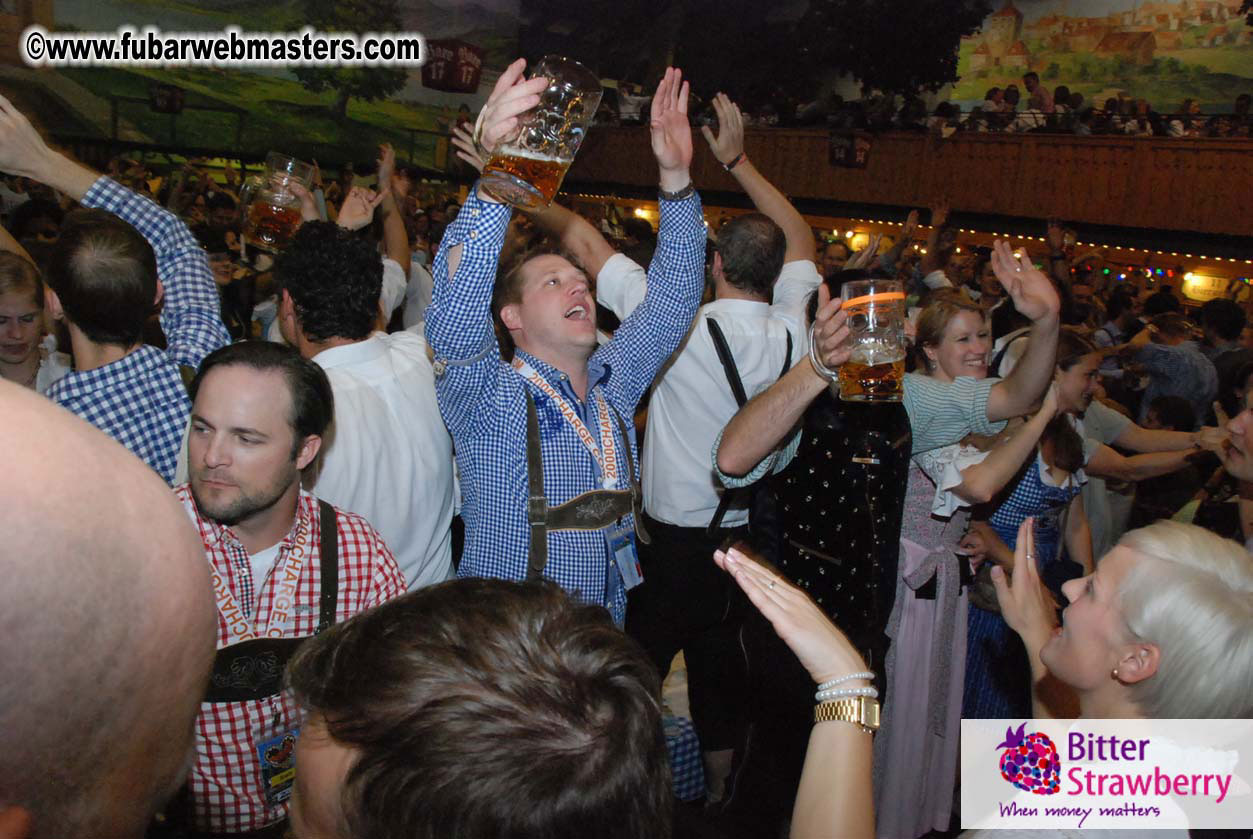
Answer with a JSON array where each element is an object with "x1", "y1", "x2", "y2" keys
[
  {"x1": 659, "y1": 72, "x2": 1253, "y2": 139},
  {"x1": 1, "y1": 55, "x2": 1252, "y2": 839}
]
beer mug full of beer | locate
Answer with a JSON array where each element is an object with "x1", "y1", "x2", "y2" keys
[
  {"x1": 838, "y1": 279, "x2": 906, "y2": 403},
  {"x1": 240, "y1": 152, "x2": 315, "y2": 252},
  {"x1": 479, "y1": 56, "x2": 603, "y2": 210}
]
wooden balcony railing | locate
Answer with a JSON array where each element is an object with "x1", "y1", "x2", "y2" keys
[{"x1": 566, "y1": 127, "x2": 1253, "y2": 238}]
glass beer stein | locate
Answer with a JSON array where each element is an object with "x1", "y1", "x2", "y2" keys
[
  {"x1": 479, "y1": 56, "x2": 603, "y2": 210},
  {"x1": 838, "y1": 279, "x2": 906, "y2": 403},
  {"x1": 240, "y1": 152, "x2": 315, "y2": 252}
]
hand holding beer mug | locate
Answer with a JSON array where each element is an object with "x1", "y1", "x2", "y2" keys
[
  {"x1": 477, "y1": 56, "x2": 603, "y2": 210},
  {"x1": 240, "y1": 152, "x2": 315, "y2": 251},
  {"x1": 836, "y1": 279, "x2": 907, "y2": 402}
]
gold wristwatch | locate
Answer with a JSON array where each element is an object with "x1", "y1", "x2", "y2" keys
[{"x1": 814, "y1": 696, "x2": 880, "y2": 733}]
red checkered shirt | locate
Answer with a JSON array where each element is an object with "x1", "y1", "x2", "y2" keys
[{"x1": 176, "y1": 485, "x2": 405, "y2": 833}]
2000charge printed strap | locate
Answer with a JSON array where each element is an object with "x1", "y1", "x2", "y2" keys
[{"x1": 203, "y1": 501, "x2": 339, "y2": 704}]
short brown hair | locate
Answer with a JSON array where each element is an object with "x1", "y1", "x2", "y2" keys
[
  {"x1": 287, "y1": 578, "x2": 672, "y2": 839},
  {"x1": 490, "y1": 238, "x2": 565, "y2": 360},
  {"x1": 45, "y1": 208, "x2": 157, "y2": 347}
]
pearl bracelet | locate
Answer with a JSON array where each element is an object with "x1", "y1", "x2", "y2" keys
[
  {"x1": 816, "y1": 686, "x2": 879, "y2": 702},
  {"x1": 816, "y1": 671, "x2": 876, "y2": 692}
]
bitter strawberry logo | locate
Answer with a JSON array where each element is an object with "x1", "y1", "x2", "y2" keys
[{"x1": 997, "y1": 722, "x2": 1061, "y2": 795}]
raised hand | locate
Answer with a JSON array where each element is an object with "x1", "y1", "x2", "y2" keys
[
  {"x1": 699, "y1": 92, "x2": 744, "y2": 166},
  {"x1": 472, "y1": 57, "x2": 549, "y2": 159},
  {"x1": 336, "y1": 186, "x2": 385, "y2": 231},
  {"x1": 990, "y1": 240, "x2": 1060, "y2": 324},
  {"x1": 846, "y1": 233, "x2": 882, "y2": 270},
  {"x1": 288, "y1": 182, "x2": 321, "y2": 223},
  {"x1": 450, "y1": 123, "x2": 487, "y2": 173},
  {"x1": 990, "y1": 518, "x2": 1059, "y2": 649},
  {"x1": 902, "y1": 209, "x2": 920, "y2": 239},
  {"x1": 0, "y1": 94, "x2": 56, "y2": 179},
  {"x1": 376, "y1": 143, "x2": 396, "y2": 193},
  {"x1": 649, "y1": 67, "x2": 693, "y2": 189},
  {"x1": 930, "y1": 200, "x2": 950, "y2": 229},
  {"x1": 714, "y1": 545, "x2": 867, "y2": 685},
  {"x1": 812, "y1": 282, "x2": 852, "y2": 371},
  {"x1": 1046, "y1": 218, "x2": 1066, "y2": 251}
]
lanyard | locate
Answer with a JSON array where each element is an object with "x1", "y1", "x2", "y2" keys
[
  {"x1": 209, "y1": 512, "x2": 310, "y2": 645},
  {"x1": 512, "y1": 358, "x2": 621, "y2": 490}
]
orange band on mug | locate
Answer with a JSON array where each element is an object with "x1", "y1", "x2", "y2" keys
[{"x1": 841, "y1": 291, "x2": 906, "y2": 309}]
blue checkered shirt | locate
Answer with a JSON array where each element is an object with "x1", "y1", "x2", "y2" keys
[
  {"x1": 426, "y1": 186, "x2": 705, "y2": 623},
  {"x1": 46, "y1": 177, "x2": 229, "y2": 483}
]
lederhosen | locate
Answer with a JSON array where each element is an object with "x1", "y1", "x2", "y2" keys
[
  {"x1": 522, "y1": 390, "x2": 649, "y2": 580},
  {"x1": 205, "y1": 500, "x2": 339, "y2": 701},
  {"x1": 173, "y1": 501, "x2": 339, "y2": 838}
]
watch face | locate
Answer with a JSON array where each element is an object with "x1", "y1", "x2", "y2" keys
[{"x1": 814, "y1": 697, "x2": 880, "y2": 731}]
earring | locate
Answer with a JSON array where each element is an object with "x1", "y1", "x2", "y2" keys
[{"x1": 1111, "y1": 668, "x2": 1120, "y2": 680}]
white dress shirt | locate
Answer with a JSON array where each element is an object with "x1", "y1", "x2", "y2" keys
[
  {"x1": 632, "y1": 259, "x2": 820, "y2": 527},
  {"x1": 308, "y1": 330, "x2": 455, "y2": 590}
]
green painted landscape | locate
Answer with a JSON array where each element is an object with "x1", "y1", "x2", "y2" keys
[
  {"x1": 6, "y1": 0, "x2": 522, "y2": 166},
  {"x1": 57, "y1": 65, "x2": 446, "y2": 166}
]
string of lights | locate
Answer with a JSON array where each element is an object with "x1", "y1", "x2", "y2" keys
[{"x1": 569, "y1": 192, "x2": 1253, "y2": 290}]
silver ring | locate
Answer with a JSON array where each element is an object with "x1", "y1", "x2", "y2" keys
[
  {"x1": 768, "y1": 580, "x2": 777, "y2": 590},
  {"x1": 1025, "y1": 553, "x2": 1034, "y2": 564}
]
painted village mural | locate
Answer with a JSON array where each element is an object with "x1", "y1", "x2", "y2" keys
[
  {"x1": 954, "y1": 0, "x2": 1253, "y2": 109},
  {"x1": 0, "y1": 0, "x2": 1248, "y2": 168}
]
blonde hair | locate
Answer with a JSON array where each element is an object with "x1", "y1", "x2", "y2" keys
[
  {"x1": 0, "y1": 252, "x2": 43, "y2": 308},
  {"x1": 913, "y1": 288, "x2": 984, "y2": 372},
  {"x1": 1115, "y1": 521, "x2": 1253, "y2": 718}
]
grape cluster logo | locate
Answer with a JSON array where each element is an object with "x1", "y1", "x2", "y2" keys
[{"x1": 997, "y1": 722, "x2": 1061, "y2": 795}]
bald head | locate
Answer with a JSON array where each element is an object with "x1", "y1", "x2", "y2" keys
[{"x1": 0, "y1": 381, "x2": 215, "y2": 839}]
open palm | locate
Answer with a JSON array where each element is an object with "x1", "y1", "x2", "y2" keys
[
  {"x1": 990, "y1": 240, "x2": 1060, "y2": 322},
  {"x1": 649, "y1": 67, "x2": 692, "y2": 173}
]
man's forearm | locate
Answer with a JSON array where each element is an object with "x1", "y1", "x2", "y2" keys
[
  {"x1": 524, "y1": 201, "x2": 615, "y2": 279},
  {"x1": 426, "y1": 188, "x2": 512, "y2": 360},
  {"x1": 659, "y1": 165, "x2": 690, "y2": 194},
  {"x1": 0, "y1": 220, "x2": 34, "y2": 265},
  {"x1": 379, "y1": 193, "x2": 410, "y2": 270},
  {"x1": 729, "y1": 159, "x2": 811, "y2": 258},
  {"x1": 717, "y1": 359, "x2": 825, "y2": 477},
  {"x1": 1088, "y1": 444, "x2": 1195, "y2": 483},
  {"x1": 1115, "y1": 422, "x2": 1200, "y2": 454},
  {"x1": 26, "y1": 149, "x2": 98, "y2": 203},
  {"x1": 1121, "y1": 448, "x2": 1197, "y2": 482}
]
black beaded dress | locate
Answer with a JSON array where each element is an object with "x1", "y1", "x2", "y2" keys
[{"x1": 725, "y1": 389, "x2": 911, "y2": 839}]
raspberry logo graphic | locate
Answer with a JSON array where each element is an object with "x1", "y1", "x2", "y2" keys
[{"x1": 996, "y1": 722, "x2": 1061, "y2": 795}]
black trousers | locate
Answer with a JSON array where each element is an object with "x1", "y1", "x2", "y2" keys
[{"x1": 625, "y1": 512, "x2": 748, "y2": 753}]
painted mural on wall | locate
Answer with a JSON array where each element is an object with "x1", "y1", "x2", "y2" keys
[
  {"x1": 954, "y1": 0, "x2": 1253, "y2": 110},
  {"x1": 0, "y1": 0, "x2": 519, "y2": 168}
]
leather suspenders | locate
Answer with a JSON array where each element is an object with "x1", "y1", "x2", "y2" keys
[
  {"x1": 524, "y1": 391, "x2": 649, "y2": 580},
  {"x1": 705, "y1": 318, "x2": 793, "y2": 533},
  {"x1": 203, "y1": 500, "x2": 339, "y2": 704}
]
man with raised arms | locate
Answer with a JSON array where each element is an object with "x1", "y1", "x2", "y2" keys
[{"x1": 425, "y1": 61, "x2": 704, "y2": 623}]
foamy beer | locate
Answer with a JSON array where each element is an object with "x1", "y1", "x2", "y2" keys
[
  {"x1": 480, "y1": 56, "x2": 602, "y2": 210},
  {"x1": 838, "y1": 279, "x2": 906, "y2": 403},
  {"x1": 240, "y1": 152, "x2": 314, "y2": 252}
]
